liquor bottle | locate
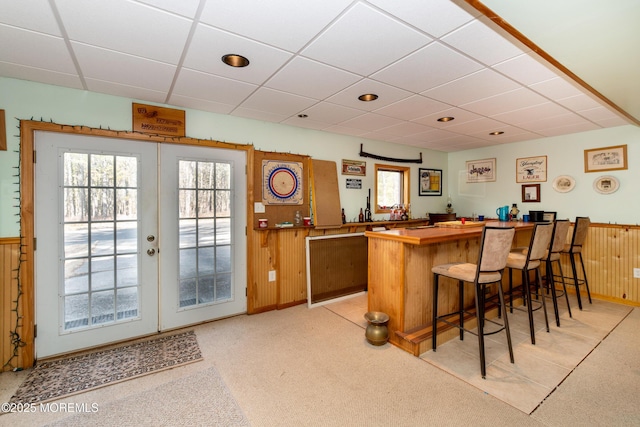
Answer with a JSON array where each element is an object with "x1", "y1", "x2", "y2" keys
[
  {"x1": 358, "y1": 208, "x2": 364, "y2": 223},
  {"x1": 341, "y1": 208, "x2": 346, "y2": 224}
]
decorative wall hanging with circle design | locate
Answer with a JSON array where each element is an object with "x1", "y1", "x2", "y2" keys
[
  {"x1": 262, "y1": 160, "x2": 303, "y2": 205},
  {"x1": 552, "y1": 175, "x2": 576, "y2": 193},
  {"x1": 593, "y1": 175, "x2": 619, "y2": 195}
]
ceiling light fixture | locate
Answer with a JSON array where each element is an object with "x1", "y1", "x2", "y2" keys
[
  {"x1": 358, "y1": 94, "x2": 378, "y2": 102},
  {"x1": 489, "y1": 131, "x2": 505, "y2": 135},
  {"x1": 437, "y1": 117, "x2": 455, "y2": 122},
  {"x1": 221, "y1": 54, "x2": 250, "y2": 67},
  {"x1": 298, "y1": 114, "x2": 308, "y2": 118}
]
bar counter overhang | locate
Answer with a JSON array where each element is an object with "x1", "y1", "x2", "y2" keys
[{"x1": 364, "y1": 221, "x2": 534, "y2": 356}]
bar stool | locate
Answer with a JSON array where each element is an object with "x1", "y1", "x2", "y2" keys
[
  {"x1": 560, "y1": 217, "x2": 592, "y2": 309},
  {"x1": 543, "y1": 219, "x2": 572, "y2": 326},
  {"x1": 506, "y1": 222, "x2": 553, "y2": 345},
  {"x1": 432, "y1": 226, "x2": 515, "y2": 379}
]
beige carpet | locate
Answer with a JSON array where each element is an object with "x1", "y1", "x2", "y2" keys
[
  {"x1": 9, "y1": 330, "x2": 202, "y2": 405},
  {"x1": 47, "y1": 367, "x2": 249, "y2": 427}
]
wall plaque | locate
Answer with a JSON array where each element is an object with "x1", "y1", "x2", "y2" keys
[
  {"x1": 346, "y1": 178, "x2": 362, "y2": 189},
  {"x1": 132, "y1": 103, "x2": 185, "y2": 137}
]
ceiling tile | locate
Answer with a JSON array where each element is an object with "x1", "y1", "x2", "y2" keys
[
  {"x1": 135, "y1": 0, "x2": 201, "y2": 18},
  {"x1": 371, "y1": 42, "x2": 483, "y2": 92},
  {"x1": 169, "y1": 94, "x2": 236, "y2": 115},
  {"x1": 183, "y1": 24, "x2": 292, "y2": 85},
  {"x1": 373, "y1": 95, "x2": 450, "y2": 121},
  {"x1": 239, "y1": 87, "x2": 318, "y2": 117},
  {"x1": 461, "y1": 87, "x2": 548, "y2": 117},
  {"x1": 199, "y1": 0, "x2": 353, "y2": 52},
  {"x1": 84, "y1": 78, "x2": 168, "y2": 104},
  {"x1": 231, "y1": 107, "x2": 289, "y2": 123},
  {"x1": 72, "y1": 42, "x2": 176, "y2": 92},
  {"x1": 265, "y1": 57, "x2": 360, "y2": 100},
  {"x1": 299, "y1": 102, "x2": 364, "y2": 124},
  {"x1": 280, "y1": 116, "x2": 331, "y2": 131},
  {"x1": 0, "y1": 62, "x2": 83, "y2": 89},
  {"x1": 338, "y1": 113, "x2": 404, "y2": 131},
  {"x1": 1, "y1": 0, "x2": 61, "y2": 35},
  {"x1": 173, "y1": 68, "x2": 257, "y2": 105},
  {"x1": 0, "y1": 25, "x2": 76, "y2": 73},
  {"x1": 422, "y1": 68, "x2": 520, "y2": 105},
  {"x1": 441, "y1": 16, "x2": 528, "y2": 66},
  {"x1": 491, "y1": 101, "x2": 571, "y2": 124},
  {"x1": 326, "y1": 79, "x2": 412, "y2": 111},
  {"x1": 493, "y1": 53, "x2": 559, "y2": 86},
  {"x1": 55, "y1": 0, "x2": 193, "y2": 64},
  {"x1": 377, "y1": 121, "x2": 435, "y2": 137},
  {"x1": 301, "y1": 2, "x2": 431, "y2": 76},
  {"x1": 537, "y1": 121, "x2": 600, "y2": 137},
  {"x1": 530, "y1": 77, "x2": 585, "y2": 101},
  {"x1": 368, "y1": 0, "x2": 480, "y2": 37}
]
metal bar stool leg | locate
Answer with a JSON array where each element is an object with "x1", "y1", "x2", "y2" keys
[
  {"x1": 432, "y1": 273, "x2": 439, "y2": 351},
  {"x1": 474, "y1": 282, "x2": 487, "y2": 378},
  {"x1": 578, "y1": 252, "x2": 592, "y2": 304},
  {"x1": 546, "y1": 260, "x2": 561, "y2": 327},
  {"x1": 570, "y1": 253, "x2": 584, "y2": 310}
]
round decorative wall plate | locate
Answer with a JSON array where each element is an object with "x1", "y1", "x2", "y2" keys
[
  {"x1": 593, "y1": 175, "x2": 619, "y2": 195},
  {"x1": 552, "y1": 175, "x2": 576, "y2": 193}
]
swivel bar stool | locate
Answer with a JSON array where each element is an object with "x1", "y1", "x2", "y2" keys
[
  {"x1": 505, "y1": 222, "x2": 553, "y2": 345},
  {"x1": 561, "y1": 217, "x2": 592, "y2": 310},
  {"x1": 543, "y1": 219, "x2": 572, "y2": 326},
  {"x1": 432, "y1": 226, "x2": 515, "y2": 379}
]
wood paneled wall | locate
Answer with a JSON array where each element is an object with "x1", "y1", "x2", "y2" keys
[{"x1": 1, "y1": 238, "x2": 23, "y2": 372}]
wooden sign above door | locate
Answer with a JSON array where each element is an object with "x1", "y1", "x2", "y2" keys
[{"x1": 132, "y1": 103, "x2": 185, "y2": 137}]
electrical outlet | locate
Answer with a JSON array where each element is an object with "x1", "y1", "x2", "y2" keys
[
  {"x1": 268, "y1": 270, "x2": 276, "y2": 282},
  {"x1": 634, "y1": 268, "x2": 640, "y2": 279}
]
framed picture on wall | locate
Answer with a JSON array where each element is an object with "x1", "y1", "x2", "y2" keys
[
  {"x1": 522, "y1": 184, "x2": 541, "y2": 202},
  {"x1": 466, "y1": 158, "x2": 496, "y2": 183},
  {"x1": 516, "y1": 155, "x2": 547, "y2": 182},
  {"x1": 584, "y1": 145, "x2": 627, "y2": 172},
  {"x1": 419, "y1": 168, "x2": 442, "y2": 196}
]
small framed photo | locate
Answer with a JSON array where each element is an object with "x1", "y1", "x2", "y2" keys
[
  {"x1": 341, "y1": 159, "x2": 366, "y2": 176},
  {"x1": 419, "y1": 168, "x2": 442, "y2": 196},
  {"x1": 516, "y1": 155, "x2": 547, "y2": 182},
  {"x1": 522, "y1": 184, "x2": 541, "y2": 202},
  {"x1": 466, "y1": 158, "x2": 496, "y2": 183},
  {"x1": 584, "y1": 145, "x2": 627, "y2": 173}
]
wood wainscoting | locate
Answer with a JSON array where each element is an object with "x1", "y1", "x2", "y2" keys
[{"x1": 1, "y1": 238, "x2": 23, "y2": 372}]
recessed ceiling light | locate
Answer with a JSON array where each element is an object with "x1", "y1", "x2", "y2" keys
[
  {"x1": 221, "y1": 54, "x2": 249, "y2": 67},
  {"x1": 298, "y1": 114, "x2": 308, "y2": 118},
  {"x1": 437, "y1": 117, "x2": 455, "y2": 122},
  {"x1": 489, "y1": 131, "x2": 505, "y2": 135},
  {"x1": 358, "y1": 94, "x2": 378, "y2": 102}
]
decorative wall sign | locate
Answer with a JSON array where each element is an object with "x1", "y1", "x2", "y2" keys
[
  {"x1": 516, "y1": 155, "x2": 547, "y2": 182},
  {"x1": 593, "y1": 175, "x2": 620, "y2": 194},
  {"x1": 346, "y1": 178, "x2": 362, "y2": 189},
  {"x1": 584, "y1": 145, "x2": 627, "y2": 172},
  {"x1": 132, "y1": 103, "x2": 185, "y2": 137},
  {"x1": 262, "y1": 160, "x2": 303, "y2": 205},
  {"x1": 419, "y1": 168, "x2": 442, "y2": 196},
  {"x1": 342, "y1": 159, "x2": 366, "y2": 176},
  {"x1": 522, "y1": 183, "x2": 541, "y2": 202},
  {"x1": 552, "y1": 175, "x2": 576, "y2": 193},
  {"x1": 466, "y1": 158, "x2": 496, "y2": 183}
]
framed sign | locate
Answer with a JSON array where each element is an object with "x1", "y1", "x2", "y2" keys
[
  {"x1": 516, "y1": 155, "x2": 547, "y2": 182},
  {"x1": 466, "y1": 158, "x2": 496, "y2": 183},
  {"x1": 419, "y1": 168, "x2": 442, "y2": 196},
  {"x1": 342, "y1": 159, "x2": 366, "y2": 176},
  {"x1": 584, "y1": 145, "x2": 627, "y2": 172},
  {"x1": 522, "y1": 184, "x2": 541, "y2": 202}
]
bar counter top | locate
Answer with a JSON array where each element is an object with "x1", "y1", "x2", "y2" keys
[{"x1": 365, "y1": 220, "x2": 534, "y2": 245}]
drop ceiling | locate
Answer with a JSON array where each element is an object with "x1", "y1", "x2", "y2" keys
[{"x1": 0, "y1": 0, "x2": 636, "y2": 152}]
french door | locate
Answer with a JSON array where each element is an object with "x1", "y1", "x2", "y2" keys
[{"x1": 35, "y1": 132, "x2": 246, "y2": 358}]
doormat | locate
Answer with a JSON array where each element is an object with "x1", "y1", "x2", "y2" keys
[{"x1": 9, "y1": 330, "x2": 203, "y2": 405}]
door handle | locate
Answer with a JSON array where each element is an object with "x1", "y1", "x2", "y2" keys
[{"x1": 147, "y1": 248, "x2": 156, "y2": 256}]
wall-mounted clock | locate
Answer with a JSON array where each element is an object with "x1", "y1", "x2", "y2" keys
[{"x1": 262, "y1": 160, "x2": 303, "y2": 205}]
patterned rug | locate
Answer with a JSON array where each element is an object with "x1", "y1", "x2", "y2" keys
[{"x1": 10, "y1": 330, "x2": 203, "y2": 404}]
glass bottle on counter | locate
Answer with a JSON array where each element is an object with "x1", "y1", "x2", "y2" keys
[
  {"x1": 294, "y1": 210, "x2": 302, "y2": 226},
  {"x1": 342, "y1": 208, "x2": 346, "y2": 224},
  {"x1": 358, "y1": 208, "x2": 364, "y2": 223}
]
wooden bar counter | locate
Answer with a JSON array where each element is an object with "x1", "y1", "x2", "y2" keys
[{"x1": 364, "y1": 221, "x2": 534, "y2": 356}]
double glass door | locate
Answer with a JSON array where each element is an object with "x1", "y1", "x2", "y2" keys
[{"x1": 35, "y1": 132, "x2": 246, "y2": 358}]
